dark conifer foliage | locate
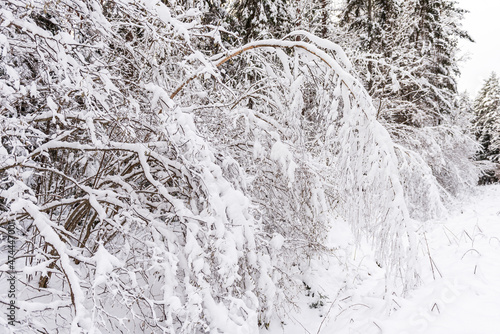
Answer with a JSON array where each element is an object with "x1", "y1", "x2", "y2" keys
[
  {"x1": 339, "y1": 0, "x2": 472, "y2": 126},
  {"x1": 341, "y1": 0, "x2": 398, "y2": 52},
  {"x1": 410, "y1": 0, "x2": 473, "y2": 116},
  {"x1": 473, "y1": 72, "x2": 500, "y2": 162},
  {"x1": 227, "y1": 0, "x2": 292, "y2": 42}
]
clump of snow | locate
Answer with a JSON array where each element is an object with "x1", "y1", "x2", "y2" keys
[
  {"x1": 92, "y1": 244, "x2": 123, "y2": 287},
  {"x1": 270, "y1": 140, "x2": 297, "y2": 186}
]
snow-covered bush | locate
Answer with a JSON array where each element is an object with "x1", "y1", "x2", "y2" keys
[
  {"x1": 0, "y1": 1, "x2": 274, "y2": 332},
  {"x1": 142, "y1": 29, "x2": 422, "y2": 291}
]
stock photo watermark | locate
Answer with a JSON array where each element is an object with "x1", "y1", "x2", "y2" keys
[
  {"x1": 6, "y1": 219, "x2": 17, "y2": 326},
  {"x1": 400, "y1": 278, "x2": 466, "y2": 333}
]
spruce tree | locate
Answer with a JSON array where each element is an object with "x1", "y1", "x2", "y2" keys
[
  {"x1": 473, "y1": 72, "x2": 500, "y2": 162},
  {"x1": 408, "y1": 0, "x2": 473, "y2": 119},
  {"x1": 293, "y1": 0, "x2": 335, "y2": 38},
  {"x1": 341, "y1": 0, "x2": 398, "y2": 52},
  {"x1": 338, "y1": 0, "x2": 471, "y2": 126},
  {"x1": 227, "y1": 0, "x2": 291, "y2": 42},
  {"x1": 340, "y1": 0, "x2": 399, "y2": 91}
]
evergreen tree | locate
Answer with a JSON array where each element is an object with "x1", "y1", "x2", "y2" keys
[
  {"x1": 340, "y1": 0, "x2": 399, "y2": 91},
  {"x1": 408, "y1": 0, "x2": 473, "y2": 120},
  {"x1": 227, "y1": 0, "x2": 291, "y2": 42},
  {"x1": 338, "y1": 0, "x2": 471, "y2": 126},
  {"x1": 293, "y1": 0, "x2": 335, "y2": 38},
  {"x1": 473, "y1": 72, "x2": 500, "y2": 161},
  {"x1": 341, "y1": 0, "x2": 398, "y2": 52}
]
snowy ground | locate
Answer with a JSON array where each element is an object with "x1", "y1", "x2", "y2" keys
[{"x1": 265, "y1": 184, "x2": 500, "y2": 334}]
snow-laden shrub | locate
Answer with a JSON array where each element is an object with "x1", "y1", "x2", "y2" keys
[
  {"x1": 174, "y1": 30, "x2": 421, "y2": 291},
  {"x1": 1, "y1": 1, "x2": 272, "y2": 332},
  {"x1": 387, "y1": 122, "x2": 478, "y2": 221}
]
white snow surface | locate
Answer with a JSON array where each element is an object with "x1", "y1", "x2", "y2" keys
[{"x1": 263, "y1": 184, "x2": 500, "y2": 334}]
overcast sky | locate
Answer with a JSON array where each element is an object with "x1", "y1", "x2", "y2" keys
[{"x1": 457, "y1": 0, "x2": 500, "y2": 97}]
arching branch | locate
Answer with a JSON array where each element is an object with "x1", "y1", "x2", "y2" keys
[{"x1": 169, "y1": 38, "x2": 360, "y2": 101}]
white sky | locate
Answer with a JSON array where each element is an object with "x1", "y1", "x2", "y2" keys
[{"x1": 457, "y1": 0, "x2": 500, "y2": 97}]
